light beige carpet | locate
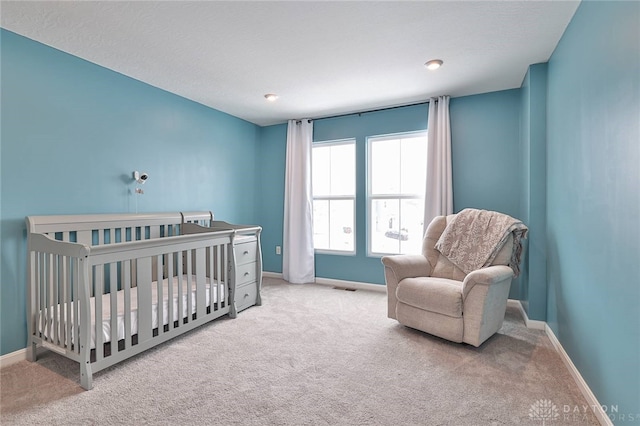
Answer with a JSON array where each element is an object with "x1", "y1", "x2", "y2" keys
[{"x1": 1, "y1": 277, "x2": 599, "y2": 425}]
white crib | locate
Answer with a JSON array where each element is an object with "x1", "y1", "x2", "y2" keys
[{"x1": 25, "y1": 211, "x2": 256, "y2": 390}]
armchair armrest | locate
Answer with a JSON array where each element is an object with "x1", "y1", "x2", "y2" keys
[
  {"x1": 381, "y1": 255, "x2": 431, "y2": 320},
  {"x1": 381, "y1": 255, "x2": 431, "y2": 282},
  {"x1": 461, "y1": 265, "x2": 513, "y2": 300},
  {"x1": 461, "y1": 265, "x2": 514, "y2": 346}
]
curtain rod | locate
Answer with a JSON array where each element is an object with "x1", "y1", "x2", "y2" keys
[{"x1": 310, "y1": 99, "x2": 432, "y2": 123}]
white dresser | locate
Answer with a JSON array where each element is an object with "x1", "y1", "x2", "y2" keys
[
  {"x1": 181, "y1": 220, "x2": 262, "y2": 317},
  {"x1": 209, "y1": 221, "x2": 262, "y2": 317}
]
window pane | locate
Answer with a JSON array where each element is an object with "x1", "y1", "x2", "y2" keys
[
  {"x1": 400, "y1": 136, "x2": 427, "y2": 195},
  {"x1": 371, "y1": 139, "x2": 400, "y2": 195},
  {"x1": 370, "y1": 198, "x2": 423, "y2": 255},
  {"x1": 313, "y1": 200, "x2": 330, "y2": 250},
  {"x1": 399, "y1": 198, "x2": 424, "y2": 254},
  {"x1": 312, "y1": 146, "x2": 331, "y2": 196},
  {"x1": 328, "y1": 200, "x2": 354, "y2": 251},
  {"x1": 370, "y1": 198, "x2": 400, "y2": 254},
  {"x1": 314, "y1": 199, "x2": 354, "y2": 252},
  {"x1": 330, "y1": 144, "x2": 355, "y2": 196}
]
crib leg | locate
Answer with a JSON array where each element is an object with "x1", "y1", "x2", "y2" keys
[
  {"x1": 80, "y1": 360, "x2": 93, "y2": 390},
  {"x1": 26, "y1": 341, "x2": 37, "y2": 362}
]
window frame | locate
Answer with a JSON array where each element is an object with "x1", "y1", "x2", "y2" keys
[
  {"x1": 312, "y1": 138, "x2": 357, "y2": 256},
  {"x1": 366, "y1": 131, "x2": 428, "y2": 257}
]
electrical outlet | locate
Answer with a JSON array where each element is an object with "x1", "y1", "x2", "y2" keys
[{"x1": 276, "y1": 245, "x2": 281, "y2": 255}]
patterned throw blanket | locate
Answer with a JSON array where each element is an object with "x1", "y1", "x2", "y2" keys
[{"x1": 434, "y1": 208, "x2": 528, "y2": 277}]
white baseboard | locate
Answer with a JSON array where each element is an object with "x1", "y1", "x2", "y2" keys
[
  {"x1": 545, "y1": 324, "x2": 613, "y2": 426},
  {"x1": 508, "y1": 299, "x2": 610, "y2": 426},
  {"x1": 314, "y1": 276, "x2": 386, "y2": 293},
  {"x1": 262, "y1": 271, "x2": 283, "y2": 279},
  {"x1": 262, "y1": 271, "x2": 386, "y2": 293},
  {"x1": 0, "y1": 347, "x2": 28, "y2": 368},
  {"x1": 507, "y1": 299, "x2": 546, "y2": 330}
]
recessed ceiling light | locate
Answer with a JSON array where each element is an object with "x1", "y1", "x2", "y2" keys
[
  {"x1": 424, "y1": 59, "x2": 443, "y2": 70},
  {"x1": 264, "y1": 94, "x2": 278, "y2": 102}
]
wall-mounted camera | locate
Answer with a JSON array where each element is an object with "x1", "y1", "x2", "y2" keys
[{"x1": 133, "y1": 171, "x2": 149, "y2": 184}]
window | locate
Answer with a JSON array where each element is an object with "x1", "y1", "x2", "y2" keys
[
  {"x1": 312, "y1": 139, "x2": 356, "y2": 253},
  {"x1": 368, "y1": 132, "x2": 427, "y2": 255}
]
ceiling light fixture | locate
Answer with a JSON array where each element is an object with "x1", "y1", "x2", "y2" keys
[
  {"x1": 264, "y1": 94, "x2": 278, "y2": 102},
  {"x1": 424, "y1": 59, "x2": 443, "y2": 70}
]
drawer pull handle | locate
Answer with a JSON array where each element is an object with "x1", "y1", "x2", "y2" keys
[
  {"x1": 243, "y1": 251, "x2": 249, "y2": 255},
  {"x1": 244, "y1": 272, "x2": 250, "y2": 276}
]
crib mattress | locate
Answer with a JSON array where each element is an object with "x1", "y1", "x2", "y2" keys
[{"x1": 39, "y1": 275, "x2": 226, "y2": 349}]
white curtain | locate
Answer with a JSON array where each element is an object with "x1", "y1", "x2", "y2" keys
[
  {"x1": 283, "y1": 119, "x2": 315, "y2": 284},
  {"x1": 424, "y1": 96, "x2": 453, "y2": 231}
]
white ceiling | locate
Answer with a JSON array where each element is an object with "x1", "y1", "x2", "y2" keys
[{"x1": 1, "y1": 1, "x2": 580, "y2": 126}]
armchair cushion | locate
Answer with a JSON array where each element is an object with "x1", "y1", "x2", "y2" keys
[{"x1": 396, "y1": 278, "x2": 463, "y2": 317}]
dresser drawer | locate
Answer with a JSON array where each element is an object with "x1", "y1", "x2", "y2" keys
[
  {"x1": 234, "y1": 241, "x2": 258, "y2": 265},
  {"x1": 236, "y1": 262, "x2": 257, "y2": 285},
  {"x1": 235, "y1": 282, "x2": 258, "y2": 312}
]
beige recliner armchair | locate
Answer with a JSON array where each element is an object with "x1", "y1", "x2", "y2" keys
[{"x1": 382, "y1": 210, "x2": 527, "y2": 347}]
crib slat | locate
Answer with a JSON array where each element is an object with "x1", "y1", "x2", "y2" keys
[
  {"x1": 34, "y1": 253, "x2": 40, "y2": 340},
  {"x1": 195, "y1": 247, "x2": 205, "y2": 319},
  {"x1": 123, "y1": 261, "x2": 132, "y2": 349},
  {"x1": 150, "y1": 226, "x2": 160, "y2": 284},
  {"x1": 208, "y1": 245, "x2": 214, "y2": 310},
  {"x1": 213, "y1": 246, "x2": 219, "y2": 311},
  {"x1": 52, "y1": 254, "x2": 59, "y2": 345},
  {"x1": 167, "y1": 253, "x2": 174, "y2": 331},
  {"x1": 64, "y1": 256, "x2": 72, "y2": 349},
  {"x1": 110, "y1": 263, "x2": 118, "y2": 353},
  {"x1": 186, "y1": 251, "x2": 193, "y2": 322},
  {"x1": 72, "y1": 258, "x2": 80, "y2": 355},
  {"x1": 47, "y1": 253, "x2": 54, "y2": 343},
  {"x1": 223, "y1": 243, "x2": 228, "y2": 308},
  {"x1": 58, "y1": 255, "x2": 64, "y2": 346},
  {"x1": 94, "y1": 265, "x2": 104, "y2": 363},
  {"x1": 137, "y1": 257, "x2": 152, "y2": 343},
  {"x1": 156, "y1": 255, "x2": 163, "y2": 336},
  {"x1": 40, "y1": 252, "x2": 48, "y2": 343},
  {"x1": 177, "y1": 252, "x2": 183, "y2": 328}
]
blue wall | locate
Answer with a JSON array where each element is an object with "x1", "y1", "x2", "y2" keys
[
  {"x1": 546, "y1": 0, "x2": 639, "y2": 419},
  {"x1": 519, "y1": 63, "x2": 548, "y2": 320},
  {"x1": 0, "y1": 30, "x2": 260, "y2": 355},
  {"x1": 258, "y1": 90, "x2": 523, "y2": 290},
  {"x1": 450, "y1": 89, "x2": 522, "y2": 219},
  {"x1": 257, "y1": 123, "x2": 287, "y2": 275}
]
